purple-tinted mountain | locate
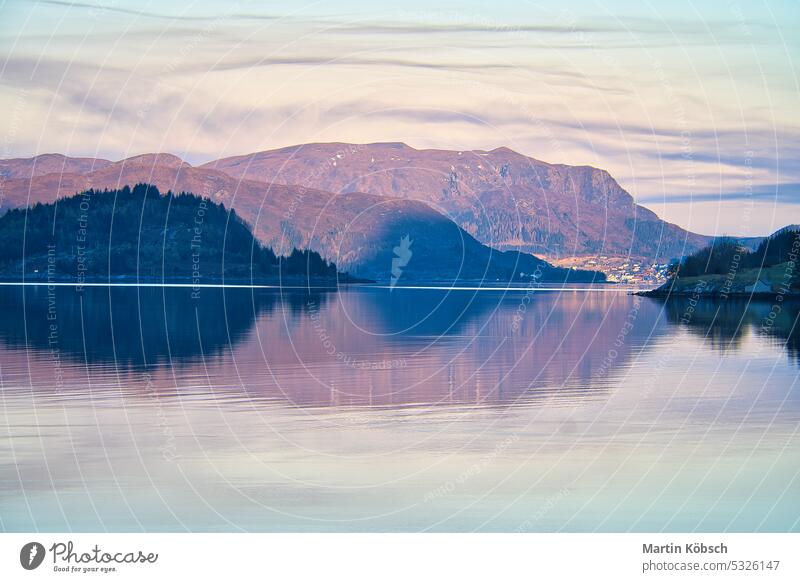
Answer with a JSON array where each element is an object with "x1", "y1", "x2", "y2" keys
[
  {"x1": 0, "y1": 153, "x2": 599, "y2": 283},
  {"x1": 203, "y1": 142, "x2": 711, "y2": 261}
]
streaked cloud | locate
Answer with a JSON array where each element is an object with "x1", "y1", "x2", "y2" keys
[
  {"x1": 0, "y1": 0, "x2": 797, "y2": 236},
  {"x1": 33, "y1": 0, "x2": 282, "y2": 22},
  {"x1": 638, "y1": 183, "x2": 800, "y2": 205}
]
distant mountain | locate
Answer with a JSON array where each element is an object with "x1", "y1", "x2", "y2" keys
[
  {"x1": 0, "y1": 154, "x2": 600, "y2": 283},
  {"x1": 0, "y1": 153, "x2": 112, "y2": 180},
  {"x1": 202, "y1": 142, "x2": 712, "y2": 261},
  {"x1": 732, "y1": 224, "x2": 800, "y2": 251}
]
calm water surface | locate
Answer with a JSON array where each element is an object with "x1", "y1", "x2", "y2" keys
[{"x1": 1, "y1": 284, "x2": 798, "y2": 531}]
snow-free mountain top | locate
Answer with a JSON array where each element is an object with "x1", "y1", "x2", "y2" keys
[
  {"x1": 0, "y1": 153, "x2": 112, "y2": 180},
  {"x1": 202, "y1": 142, "x2": 711, "y2": 262},
  {"x1": 0, "y1": 149, "x2": 599, "y2": 283},
  {"x1": 2, "y1": 143, "x2": 742, "y2": 281}
]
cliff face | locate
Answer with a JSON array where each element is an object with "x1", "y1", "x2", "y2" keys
[{"x1": 203, "y1": 142, "x2": 710, "y2": 261}]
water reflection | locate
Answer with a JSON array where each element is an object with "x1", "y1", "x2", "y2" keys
[
  {"x1": 2, "y1": 286, "x2": 798, "y2": 409},
  {"x1": 2, "y1": 285, "x2": 799, "y2": 532},
  {"x1": 0, "y1": 285, "x2": 668, "y2": 407},
  {"x1": 261, "y1": 289, "x2": 666, "y2": 407},
  {"x1": 659, "y1": 296, "x2": 800, "y2": 362},
  {"x1": 0, "y1": 284, "x2": 332, "y2": 367}
]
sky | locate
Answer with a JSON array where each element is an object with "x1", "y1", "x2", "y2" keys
[{"x1": 1, "y1": 0, "x2": 798, "y2": 236}]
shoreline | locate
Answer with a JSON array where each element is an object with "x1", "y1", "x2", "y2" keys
[
  {"x1": 0, "y1": 274, "x2": 367, "y2": 288},
  {"x1": 0, "y1": 280, "x2": 645, "y2": 292},
  {"x1": 634, "y1": 288, "x2": 800, "y2": 299},
  {"x1": 634, "y1": 262, "x2": 799, "y2": 299}
]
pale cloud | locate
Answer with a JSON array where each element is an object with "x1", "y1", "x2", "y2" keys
[{"x1": 1, "y1": 0, "x2": 798, "y2": 236}]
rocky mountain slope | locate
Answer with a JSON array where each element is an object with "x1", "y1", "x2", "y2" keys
[
  {"x1": 0, "y1": 153, "x2": 598, "y2": 282},
  {"x1": 202, "y1": 142, "x2": 711, "y2": 261}
]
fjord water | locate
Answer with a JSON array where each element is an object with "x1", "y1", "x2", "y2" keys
[{"x1": 1, "y1": 284, "x2": 798, "y2": 532}]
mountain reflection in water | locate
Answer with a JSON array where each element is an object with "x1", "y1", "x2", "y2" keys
[
  {"x1": 1, "y1": 285, "x2": 798, "y2": 407},
  {"x1": 2, "y1": 285, "x2": 798, "y2": 532},
  {"x1": 660, "y1": 296, "x2": 800, "y2": 362},
  {"x1": 0, "y1": 285, "x2": 655, "y2": 405}
]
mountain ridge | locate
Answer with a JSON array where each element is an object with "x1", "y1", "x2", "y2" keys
[
  {"x1": 0, "y1": 152, "x2": 601, "y2": 283},
  {"x1": 2, "y1": 143, "x2": 739, "y2": 278},
  {"x1": 200, "y1": 142, "x2": 711, "y2": 262}
]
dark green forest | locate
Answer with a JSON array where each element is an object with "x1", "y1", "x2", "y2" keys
[
  {"x1": 669, "y1": 228, "x2": 800, "y2": 280},
  {"x1": 0, "y1": 184, "x2": 341, "y2": 282}
]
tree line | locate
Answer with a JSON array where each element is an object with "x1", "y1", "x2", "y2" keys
[
  {"x1": 668, "y1": 228, "x2": 800, "y2": 280},
  {"x1": 0, "y1": 184, "x2": 340, "y2": 281}
]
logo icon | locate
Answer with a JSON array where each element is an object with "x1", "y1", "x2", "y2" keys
[
  {"x1": 20, "y1": 542, "x2": 46, "y2": 570},
  {"x1": 390, "y1": 235, "x2": 413, "y2": 289}
]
